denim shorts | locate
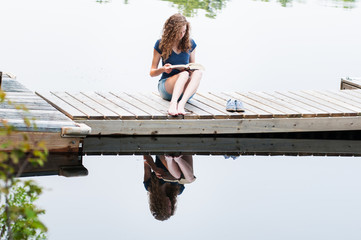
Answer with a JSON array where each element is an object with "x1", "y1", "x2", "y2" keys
[
  {"x1": 158, "y1": 78, "x2": 173, "y2": 101},
  {"x1": 158, "y1": 78, "x2": 194, "y2": 102}
]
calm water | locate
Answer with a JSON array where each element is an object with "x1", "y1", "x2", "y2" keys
[{"x1": 1, "y1": 0, "x2": 361, "y2": 239}]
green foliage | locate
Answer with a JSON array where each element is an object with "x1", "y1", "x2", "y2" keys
[
  {"x1": 252, "y1": 0, "x2": 358, "y2": 9},
  {"x1": 0, "y1": 181, "x2": 47, "y2": 240},
  {"x1": 0, "y1": 90, "x2": 48, "y2": 240},
  {"x1": 162, "y1": 0, "x2": 229, "y2": 18}
]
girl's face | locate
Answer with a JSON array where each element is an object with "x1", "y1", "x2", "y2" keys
[{"x1": 178, "y1": 24, "x2": 187, "y2": 40}]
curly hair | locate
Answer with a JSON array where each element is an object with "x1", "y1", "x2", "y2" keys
[
  {"x1": 148, "y1": 173, "x2": 180, "y2": 221},
  {"x1": 160, "y1": 13, "x2": 192, "y2": 61}
]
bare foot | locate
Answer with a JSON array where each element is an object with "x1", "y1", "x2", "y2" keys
[
  {"x1": 168, "y1": 102, "x2": 178, "y2": 116},
  {"x1": 177, "y1": 102, "x2": 186, "y2": 115}
]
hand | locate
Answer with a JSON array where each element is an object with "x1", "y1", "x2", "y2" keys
[
  {"x1": 173, "y1": 155, "x2": 183, "y2": 161},
  {"x1": 163, "y1": 64, "x2": 172, "y2": 74}
]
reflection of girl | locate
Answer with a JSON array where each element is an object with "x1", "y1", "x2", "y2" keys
[
  {"x1": 143, "y1": 155, "x2": 195, "y2": 221},
  {"x1": 150, "y1": 13, "x2": 202, "y2": 116},
  {"x1": 143, "y1": 155, "x2": 183, "y2": 221}
]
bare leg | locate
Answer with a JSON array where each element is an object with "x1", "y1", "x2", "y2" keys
[
  {"x1": 164, "y1": 156, "x2": 182, "y2": 179},
  {"x1": 177, "y1": 70, "x2": 202, "y2": 115},
  {"x1": 165, "y1": 71, "x2": 190, "y2": 115},
  {"x1": 174, "y1": 155, "x2": 195, "y2": 182}
]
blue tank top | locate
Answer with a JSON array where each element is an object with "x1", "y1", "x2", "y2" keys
[{"x1": 154, "y1": 39, "x2": 197, "y2": 80}]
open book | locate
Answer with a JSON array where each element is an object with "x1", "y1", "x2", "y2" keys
[{"x1": 169, "y1": 63, "x2": 205, "y2": 71}]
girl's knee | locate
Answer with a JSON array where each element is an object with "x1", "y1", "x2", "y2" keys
[
  {"x1": 193, "y1": 69, "x2": 203, "y2": 78},
  {"x1": 179, "y1": 71, "x2": 190, "y2": 78}
]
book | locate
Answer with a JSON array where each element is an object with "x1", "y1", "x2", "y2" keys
[{"x1": 169, "y1": 63, "x2": 205, "y2": 71}]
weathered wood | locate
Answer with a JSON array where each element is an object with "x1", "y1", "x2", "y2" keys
[
  {"x1": 192, "y1": 93, "x2": 246, "y2": 119},
  {"x1": 54, "y1": 92, "x2": 105, "y2": 119},
  {"x1": 254, "y1": 91, "x2": 316, "y2": 117},
  {"x1": 73, "y1": 92, "x2": 121, "y2": 119},
  {"x1": 206, "y1": 92, "x2": 267, "y2": 117},
  {"x1": 34, "y1": 87, "x2": 361, "y2": 135},
  {"x1": 76, "y1": 116, "x2": 361, "y2": 135},
  {"x1": 83, "y1": 136, "x2": 361, "y2": 156},
  {"x1": 111, "y1": 92, "x2": 166, "y2": 119},
  {"x1": 0, "y1": 132, "x2": 80, "y2": 152},
  {"x1": 240, "y1": 91, "x2": 303, "y2": 117},
  {"x1": 288, "y1": 91, "x2": 347, "y2": 116},
  {"x1": 18, "y1": 153, "x2": 87, "y2": 178},
  {"x1": 36, "y1": 91, "x2": 88, "y2": 119},
  {"x1": 304, "y1": 90, "x2": 361, "y2": 114},
  {"x1": 341, "y1": 77, "x2": 361, "y2": 90},
  {"x1": 151, "y1": 92, "x2": 211, "y2": 119},
  {"x1": 96, "y1": 92, "x2": 151, "y2": 119},
  {"x1": 82, "y1": 92, "x2": 136, "y2": 120},
  {"x1": 273, "y1": 91, "x2": 331, "y2": 117},
  {"x1": 1, "y1": 78, "x2": 31, "y2": 92},
  {"x1": 124, "y1": 92, "x2": 168, "y2": 119},
  {"x1": 219, "y1": 92, "x2": 282, "y2": 117}
]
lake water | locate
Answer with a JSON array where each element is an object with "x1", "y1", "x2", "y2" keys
[{"x1": 1, "y1": 0, "x2": 361, "y2": 239}]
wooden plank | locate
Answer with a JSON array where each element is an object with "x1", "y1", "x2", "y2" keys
[
  {"x1": 0, "y1": 108, "x2": 73, "y2": 122},
  {"x1": 111, "y1": 92, "x2": 165, "y2": 119},
  {"x1": 81, "y1": 92, "x2": 136, "y2": 120},
  {"x1": 206, "y1": 92, "x2": 270, "y2": 117},
  {"x1": 254, "y1": 91, "x2": 316, "y2": 117},
  {"x1": 343, "y1": 89, "x2": 361, "y2": 99},
  {"x1": 301, "y1": 90, "x2": 359, "y2": 115},
  {"x1": 76, "y1": 116, "x2": 361, "y2": 135},
  {"x1": 0, "y1": 100, "x2": 54, "y2": 111},
  {"x1": 187, "y1": 98, "x2": 230, "y2": 119},
  {"x1": 1, "y1": 119, "x2": 76, "y2": 132},
  {"x1": 2, "y1": 79, "x2": 31, "y2": 92},
  {"x1": 219, "y1": 92, "x2": 286, "y2": 117},
  {"x1": 237, "y1": 91, "x2": 302, "y2": 117},
  {"x1": 19, "y1": 153, "x2": 87, "y2": 178},
  {"x1": 83, "y1": 136, "x2": 361, "y2": 156},
  {"x1": 332, "y1": 90, "x2": 361, "y2": 106},
  {"x1": 51, "y1": 92, "x2": 104, "y2": 119},
  {"x1": 311, "y1": 90, "x2": 361, "y2": 113},
  {"x1": 139, "y1": 93, "x2": 188, "y2": 120},
  {"x1": 192, "y1": 93, "x2": 247, "y2": 119},
  {"x1": 0, "y1": 132, "x2": 80, "y2": 152},
  {"x1": 288, "y1": 91, "x2": 347, "y2": 116},
  {"x1": 151, "y1": 92, "x2": 212, "y2": 119},
  {"x1": 36, "y1": 91, "x2": 88, "y2": 120},
  {"x1": 340, "y1": 78, "x2": 361, "y2": 90},
  {"x1": 272, "y1": 91, "x2": 331, "y2": 117},
  {"x1": 197, "y1": 92, "x2": 261, "y2": 118},
  {"x1": 96, "y1": 92, "x2": 151, "y2": 120},
  {"x1": 124, "y1": 92, "x2": 168, "y2": 119},
  {"x1": 73, "y1": 92, "x2": 121, "y2": 119}
]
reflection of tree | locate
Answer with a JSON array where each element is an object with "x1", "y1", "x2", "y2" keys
[
  {"x1": 162, "y1": 0, "x2": 229, "y2": 18},
  {"x1": 253, "y1": 0, "x2": 358, "y2": 9}
]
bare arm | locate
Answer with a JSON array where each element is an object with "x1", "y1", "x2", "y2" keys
[
  {"x1": 189, "y1": 49, "x2": 196, "y2": 64},
  {"x1": 144, "y1": 161, "x2": 152, "y2": 182},
  {"x1": 143, "y1": 155, "x2": 165, "y2": 178},
  {"x1": 150, "y1": 49, "x2": 172, "y2": 77}
]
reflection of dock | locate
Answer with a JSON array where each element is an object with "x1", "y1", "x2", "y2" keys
[
  {"x1": 35, "y1": 77, "x2": 361, "y2": 135},
  {"x1": 83, "y1": 135, "x2": 361, "y2": 156},
  {"x1": 19, "y1": 153, "x2": 87, "y2": 178}
]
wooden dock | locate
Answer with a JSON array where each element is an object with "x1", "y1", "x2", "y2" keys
[
  {"x1": 0, "y1": 75, "x2": 90, "y2": 152},
  {"x1": 36, "y1": 80, "x2": 361, "y2": 135},
  {"x1": 83, "y1": 135, "x2": 361, "y2": 157}
]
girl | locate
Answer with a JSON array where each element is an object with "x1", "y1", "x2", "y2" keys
[{"x1": 150, "y1": 13, "x2": 202, "y2": 116}]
